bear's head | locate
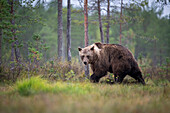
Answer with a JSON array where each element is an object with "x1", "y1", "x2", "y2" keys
[{"x1": 78, "y1": 42, "x2": 102, "y2": 65}]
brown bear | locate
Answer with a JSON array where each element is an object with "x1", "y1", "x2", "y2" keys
[{"x1": 78, "y1": 42, "x2": 145, "y2": 85}]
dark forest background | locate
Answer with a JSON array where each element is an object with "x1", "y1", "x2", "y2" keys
[{"x1": 0, "y1": 0, "x2": 170, "y2": 81}]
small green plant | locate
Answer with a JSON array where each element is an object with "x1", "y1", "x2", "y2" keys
[
  {"x1": 28, "y1": 47, "x2": 43, "y2": 62},
  {"x1": 106, "y1": 73, "x2": 114, "y2": 84}
]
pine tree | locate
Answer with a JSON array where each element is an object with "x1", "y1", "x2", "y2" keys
[
  {"x1": 58, "y1": 0, "x2": 63, "y2": 60},
  {"x1": 106, "y1": 0, "x2": 110, "y2": 44},
  {"x1": 84, "y1": 0, "x2": 89, "y2": 78},
  {"x1": 67, "y1": 0, "x2": 71, "y2": 68},
  {"x1": 97, "y1": 0, "x2": 104, "y2": 43}
]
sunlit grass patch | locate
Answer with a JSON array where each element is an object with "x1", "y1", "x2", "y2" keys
[
  {"x1": 15, "y1": 77, "x2": 94, "y2": 96},
  {"x1": 15, "y1": 77, "x2": 52, "y2": 96}
]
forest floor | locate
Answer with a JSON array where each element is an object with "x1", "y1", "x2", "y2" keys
[{"x1": 0, "y1": 77, "x2": 169, "y2": 113}]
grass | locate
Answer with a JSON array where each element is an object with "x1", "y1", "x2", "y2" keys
[
  {"x1": 14, "y1": 77, "x2": 94, "y2": 96},
  {"x1": 0, "y1": 77, "x2": 169, "y2": 113}
]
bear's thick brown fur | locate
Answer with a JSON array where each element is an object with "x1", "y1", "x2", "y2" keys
[{"x1": 78, "y1": 42, "x2": 145, "y2": 85}]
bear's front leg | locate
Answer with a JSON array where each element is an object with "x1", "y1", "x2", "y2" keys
[
  {"x1": 90, "y1": 71, "x2": 107, "y2": 83},
  {"x1": 90, "y1": 73, "x2": 100, "y2": 83}
]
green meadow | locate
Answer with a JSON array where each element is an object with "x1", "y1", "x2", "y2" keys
[{"x1": 0, "y1": 77, "x2": 169, "y2": 113}]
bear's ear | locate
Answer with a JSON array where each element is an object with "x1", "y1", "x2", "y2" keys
[
  {"x1": 95, "y1": 42, "x2": 103, "y2": 49},
  {"x1": 90, "y1": 46, "x2": 94, "y2": 51},
  {"x1": 78, "y1": 47, "x2": 82, "y2": 51}
]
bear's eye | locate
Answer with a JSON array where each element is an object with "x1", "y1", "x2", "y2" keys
[
  {"x1": 87, "y1": 55, "x2": 90, "y2": 59},
  {"x1": 81, "y1": 55, "x2": 84, "y2": 60}
]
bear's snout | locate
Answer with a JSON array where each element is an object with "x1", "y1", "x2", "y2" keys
[{"x1": 84, "y1": 62, "x2": 87, "y2": 65}]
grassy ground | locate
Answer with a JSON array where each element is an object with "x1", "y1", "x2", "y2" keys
[{"x1": 0, "y1": 77, "x2": 169, "y2": 113}]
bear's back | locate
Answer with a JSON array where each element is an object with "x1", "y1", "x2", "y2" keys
[{"x1": 101, "y1": 44, "x2": 133, "y2": 59}]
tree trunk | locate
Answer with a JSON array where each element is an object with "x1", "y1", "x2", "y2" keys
[
  {"x1": 15, "y1": 40, "x2": 20, "y2": 63},
  {"x1": 84, "y1": 0, "x2": 88, "y2": 47},
  {"x1": 15, "y1": 39, "x2": 21, "y2": 78},
  {"x1": 153, "y1": 40, "x2": 157, "y2": 65},
  {"x1": 10, "y1": 0, "x2": 15, "y2": 72},
  {"x1": 119, "y1": 0, "x2": 123, "y2": 45},
  {"x1": 62, "y1": 35, "x2": 66, "y2": 61},
  {"x1": 0, "y1": 18, "x2": 2, "y2": 68},
  {"x1": 106, "y1": 0, "x2": 110, "y2": 44},
  {"x1": 97, "y1": 0, "x2": 104, "y2": 43},
  {"x1": 84, "y1": 0, "x2": 89, "y2": 78},
  {"x1": 10, "y1": 0, "x2": 21, "y2": 79},
  {"x1": 67, "y1": 0, "x2": 71, "y2": 63},
  {"x1": 58, "y1": 0, "x2": 63, "y2": 60},
  {"x1": 160, "y1": 49, "x2": 162, "y2": 66}
]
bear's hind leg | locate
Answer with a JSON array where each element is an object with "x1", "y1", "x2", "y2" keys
[
  {"x1": 138, "y1": 76, "x2": 145, "y2": 85},
  {"x1": 129, "y1": 72, "x2": 145, "y2": 85}
]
